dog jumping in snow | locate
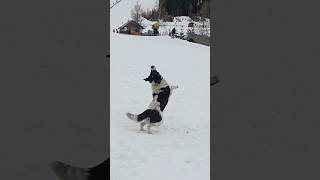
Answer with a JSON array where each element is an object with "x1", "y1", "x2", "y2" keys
[{"x1": 126, "y1": 66, "x2": 178, "y2": 134}]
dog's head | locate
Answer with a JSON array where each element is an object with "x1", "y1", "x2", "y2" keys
[{"x1": 144, "y1": 66, "x2": 162, "y2": 84}]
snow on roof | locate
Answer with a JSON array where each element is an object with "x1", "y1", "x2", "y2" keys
[
  {"x1": 140, "y1": 17, "x2": 156, "y2": 28},
  {"x1": 118, "y1": 20, "x2": 145, "y2": 29}
]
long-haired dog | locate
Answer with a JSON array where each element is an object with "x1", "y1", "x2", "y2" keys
[{"x1": 126, "y1": 66, "x2": 178, "y2": 134}]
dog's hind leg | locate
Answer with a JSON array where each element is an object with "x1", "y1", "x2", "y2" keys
[
  {"x1": 140, "y1": 118, "x2": 150, "y2": 131},
  {"x1": 140, "y1": 121, "x2": 147, "y2": 131},
  {"x1": 147, "y1": 123, "x2": 153, "y2": 134}
]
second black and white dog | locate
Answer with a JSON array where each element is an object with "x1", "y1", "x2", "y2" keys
[{"x1": 126, "y1": 66, "x2": 178, "y2": 134}]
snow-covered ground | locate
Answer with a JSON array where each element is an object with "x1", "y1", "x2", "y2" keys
[
  {"x1": 110, "y1": 1, "x2": 210, "y2": 179},
  {"x1": 142, "y1": 16, "x2": 210, "y2": 37},
  {"x1": 110, "y1": 33, "x2": 210, "y2": 180}
]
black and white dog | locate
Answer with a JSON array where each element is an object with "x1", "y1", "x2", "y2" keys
[
  {"x1": 126, "y1": 66, "x2": 178, "y2": 134},
  {"x1": 50, "y1": 74, "x2": 218, "y2": 180}
]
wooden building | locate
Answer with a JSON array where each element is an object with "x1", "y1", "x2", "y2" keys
[{"x1": 118, "y1": 20, "x2": 144, "y2": 35}]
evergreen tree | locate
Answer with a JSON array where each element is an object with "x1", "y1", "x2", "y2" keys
[{"x1": 161, "y1": 0, "x2": 210, "y2": 18}]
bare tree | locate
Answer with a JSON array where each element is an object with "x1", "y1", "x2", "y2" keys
[
  {"x1": 110, "y1": 0, "x2": 123, "y2": 9},
  {"x1": 131, "y1": 1, "x2": 143, "y2": 23}
]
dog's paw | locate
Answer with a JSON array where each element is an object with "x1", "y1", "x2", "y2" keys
[{"x1": 147, "y1": 128, "x2": 153, "y2": 134}]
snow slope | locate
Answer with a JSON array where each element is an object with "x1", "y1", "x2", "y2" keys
[{"x1": 110, "y1": 33, "x2": 210, "y2": 180}]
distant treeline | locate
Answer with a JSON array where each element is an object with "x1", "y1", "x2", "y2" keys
[{"x1": 160, "y1": 0, "x2": 210, "y2": 18}]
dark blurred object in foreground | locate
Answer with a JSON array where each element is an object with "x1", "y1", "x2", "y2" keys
[{"x1": 211, "y1": 76, "x2": 220, "y2": 86}]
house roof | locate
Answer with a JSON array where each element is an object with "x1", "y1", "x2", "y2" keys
[{"x1": 118, "y1": 20, "x2": 144, "y2": 29}]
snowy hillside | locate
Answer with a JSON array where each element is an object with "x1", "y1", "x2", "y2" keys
[{"x1": 110, "y1": 33, "x2": 210, "y2": 180}]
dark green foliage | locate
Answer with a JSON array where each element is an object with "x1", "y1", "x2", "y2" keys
[{"x1": 160, "y1": 0, "x2": 210, "y2": 18}]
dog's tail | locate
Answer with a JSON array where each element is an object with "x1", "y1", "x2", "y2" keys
[
  {"x1": 170, "y1": 85, "x2": 178, "y2": 91},
  {"x1": 169, "y1": 85, "x2": 178, "y2": 97},
  {"x1": 126, "y1": 113, "x2": 140, "y2": 122}
]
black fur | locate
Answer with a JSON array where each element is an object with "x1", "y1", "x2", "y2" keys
[
  {"x1": 137, "y1": 109, "x2": 162, "y2": 123},
  {"x1": 154, "y1": 86, "x2": 171, "y2": 111}
]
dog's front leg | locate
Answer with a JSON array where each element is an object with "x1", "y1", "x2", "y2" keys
[{"x1": 147, "y1": 124, "x2": 152, "y2": 134}]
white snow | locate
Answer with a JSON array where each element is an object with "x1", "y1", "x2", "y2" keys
[
  {"x1": 133, "y1": 16, "x2": 210, "y2": 37},
  {"x1": 159, "y1": 16, "x2": 210, "y2": 37},
  {"x1": 110, "y1": 33, "x2": 210, "y2": 180}
]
